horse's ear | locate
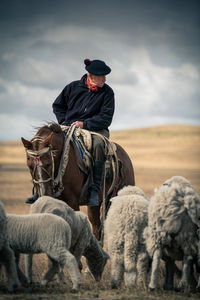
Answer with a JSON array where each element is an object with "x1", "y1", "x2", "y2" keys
[
  {"x1": 43, "y1": 132, "x2": 53, "y2": 148},
  {"x1": 21, "y1": 137, "x2": 33, "y2": 149}
]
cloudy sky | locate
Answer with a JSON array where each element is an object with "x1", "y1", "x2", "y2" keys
[{"x1": 0, "y1": 0, "x2": 199, "y2": 140}]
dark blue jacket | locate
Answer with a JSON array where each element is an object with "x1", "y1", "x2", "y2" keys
[{"x1": 52, "y1": 74, "x2": 115, "y2": 132}]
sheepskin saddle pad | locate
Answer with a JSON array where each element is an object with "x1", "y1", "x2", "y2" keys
[{"x1": 61, "y1": 125, "x2": 120, "y2": 204}]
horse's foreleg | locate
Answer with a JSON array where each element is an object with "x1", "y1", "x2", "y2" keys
[
  {"x1": 87, "y1": 206, "x2": 101, "y2": 241},
  {"x1": 61, "y1": 193, "x2": 80, "y2": 211}
]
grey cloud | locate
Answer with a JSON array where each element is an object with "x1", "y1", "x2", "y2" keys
[
  {"x1": 0, "y1": 0, "x2": 199, "y2": 140},
  {"x1": 150, "y1": 93, "x2": 200, "y2": 120},
  {"x1": 1, "y1": 95, "x2": 38, "y2": 117},
  {"x1": 1, "y1": 1, "x2": 199, "y2": 56},
  {"x1": 0, "y1": 83, "x2": 6, "y2": 94}
]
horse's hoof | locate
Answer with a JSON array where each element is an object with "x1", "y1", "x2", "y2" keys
[{"x1": 148, "y1": 286, "x2": 155, "y2": 292}]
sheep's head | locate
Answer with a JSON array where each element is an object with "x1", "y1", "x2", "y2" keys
[
  {"x1": 184, "y1": 187, "x2": 200, "y2": 227},
  {"x1": 84, "y1": 239, "x2": 109, "y2": 282},
  {"x1": 163, "y1": 176, "x2": 193, "y2": 189},
  {"x1": 86, "y1": 248, "x2": 109, "y2": 281}
]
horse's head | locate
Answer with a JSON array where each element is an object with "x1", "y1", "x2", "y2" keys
[{"x1": 21, "y1": 123, "x2": 64, "y2": 197}]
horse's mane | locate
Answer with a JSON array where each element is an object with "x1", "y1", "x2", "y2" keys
[{"x1": 35, "y1": 122, "x2": 63, "y2": 136}]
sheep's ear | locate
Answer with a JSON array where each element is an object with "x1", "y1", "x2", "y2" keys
[
  {"x1": 52, "y1": 208, "x2": 63, "y2": 216},
  {"x1": 21, "y1": 137, "x2": 33, "y2": 150},
  {"x1": 43, "y1": 132, "x2": 53, "y2": 148}
]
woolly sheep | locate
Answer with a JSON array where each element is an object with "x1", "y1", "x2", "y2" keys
[
  {"x1": 6, "y1": 213, "x2": 81, "y2": 292},
  {"x1": 0, "y1": 201, "x2": 19, "y2": 292},
  {"x1": 27, "y1": 196, "x2": 109, "y2": 283},
  {"x1": 104, "y1": 185, "x2": 150, "y2": 289},
  {"x1": 162, "y1": 175, "x2": 194, "y2": 189},
  {"x1": 144, "y1": 177, "x2": 200, "y2": 294},
  {"x1": 163, "y1": 175, "x2": 200, "y2": 290}
]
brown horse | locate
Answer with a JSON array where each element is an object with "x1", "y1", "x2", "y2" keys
[{"x1": 21, "y1": 123, "x2": 135, "y2": 240}]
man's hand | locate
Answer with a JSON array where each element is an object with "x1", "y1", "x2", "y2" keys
[{"x1": 72, "y1": 121, "x2": 83, "y2": 129}]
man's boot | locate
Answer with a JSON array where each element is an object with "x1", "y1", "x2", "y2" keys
[
  {"x1": 25, "y1": 192, "x2": 38, "y2": 204},
  {"x1": 87, "y1": 161, "x2": 105, "y2": 206}
]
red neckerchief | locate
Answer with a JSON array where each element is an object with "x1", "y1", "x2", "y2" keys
[{"x1": 86, "y1": 76, "x2": 98, "y2": 92}]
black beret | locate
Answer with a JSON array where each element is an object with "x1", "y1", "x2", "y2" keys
[{"x1": 84, "y1": 59, "x2": 111, "y2": 75}]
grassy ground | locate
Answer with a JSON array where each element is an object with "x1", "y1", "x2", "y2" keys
[{"x1": 0, "y1": 124, "x2": 200, "y2": 299}]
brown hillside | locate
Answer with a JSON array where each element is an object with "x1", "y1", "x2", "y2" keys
[{"x1": 0, "y1": 124, "x2": 199, "y2": 213}]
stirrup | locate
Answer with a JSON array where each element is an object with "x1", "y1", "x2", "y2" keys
[{"x1": 25, "y1": 193, "x2": 38, "y2": 204}]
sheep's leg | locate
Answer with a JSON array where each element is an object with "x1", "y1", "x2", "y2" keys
[
  {"x1": 61, "y1": 250, "x2": 82, "y2": 292},
  {"x1": 14, "y1": 253, "x2": 29, "y2": 287},
  {"x1": 24, "y1": 254, "x2": 33, "y2": 283},
  {"x1": 45, "y1": 249, "x2": 81, "y2": 292},
  {"x1": 124, "y1": 265, "x2": 137, "y2": 287},
  {"x1": 1, "y1": 247, "x2": 19, "y2": 292},
  {"x1": 56, "y1": 265, "x2": 66, "y2": 284},
  {"x1": 163, "y1": 258, "x2": 175, "y2": 290},
  {"x1": 110, "y1": 254, "x2": 124, "y2": 289},
  {"x1": 41, "y1": 257, "x2": 60, "y2": 285},
  {"x1": 190, "y1": 261, "x2": 197, "y2": 290},
  {"x1": 178, "y1": 258, "x2": 197, "y2": 291},
  {"x1": 136, "y1": 252, "x2": 149, "y2": 290},
  {"x1": 179, "y1": 255, "x2": 193, "y2": 294},
  {"x1": 71, "y1": 224, "x2": 91, "y2": 274},
  {"x1": 124, "y1": 231, "x2": 138, "y2": 288},
  {"x1": 148, "y1": 248, "x2": 161, "y2": 291},
  {"x1": 197, "y1": 274, "x2": 200, "y2": 290},
  {"x1": 46, "y1": 256, "x2": 66, "y2": 284}
]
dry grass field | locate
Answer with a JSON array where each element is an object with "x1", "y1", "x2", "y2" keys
[{"x1": 0, "y1": 124, "x2": 200, "y2": 300}]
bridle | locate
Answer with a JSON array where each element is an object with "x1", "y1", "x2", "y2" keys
[
  {"x1": 26, "y1": 136, "x2": 56, "y2": 196},
  {"x1": 26, "y1": 125, "x2": 76, "y2": 197}
]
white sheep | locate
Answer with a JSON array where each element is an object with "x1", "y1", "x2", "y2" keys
[
  {"x1": 6, "y1": 213, "x2": 81, "y2": 292},
  {"x1": 104, "y1": 185, "x2": 150, "y2": 289},
  {"x1": 144, "y1": 177, "x2": 200, "y2": 294},
  {"x1": 27, "y1": 196, "x2": 109, "y2": 283},
  {"x1": 0, "y1": 201, "x2": 19, "y2": 292}
]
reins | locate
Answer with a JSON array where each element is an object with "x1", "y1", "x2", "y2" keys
[
  {"x1": 26, "y1": 124, "x2": 76, "y2": 197},
  {"x1": 53, "y1": 124, "x2": 76, "y2": 197},
  {"x1": 101, "y1": 163, "x2": 106, "y2": 245}
]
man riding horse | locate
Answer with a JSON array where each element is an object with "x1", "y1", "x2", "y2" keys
[{"x1": 26, "y1": 58, "x2": 115, "y2": 206}]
